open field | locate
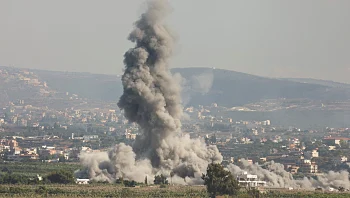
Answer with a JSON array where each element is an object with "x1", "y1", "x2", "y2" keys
[
  {"x1": 0, "y1": 184, "x2": 349, "y2": 198},
  {"x1": 0, "y1": 184, "x2": 207, "y2": 197}
]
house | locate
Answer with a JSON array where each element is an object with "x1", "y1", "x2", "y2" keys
[
  {"x1": 323, "y1": 137, "x2": 350, "y2": 146},
  {"x1": 240, "y1": 137, "x2": 252, "y2": 144},
  {"x1": 13, "y1": 148, "x2": 21, "y2": 155},
  {"x1": 331, "y1": 156, "x2": 348, "y2": 166},
  {"x1": 300, "y1": 162, "x2": 318, "y2": 173},
  {"x1": 311, "y1": 150, "x2": 319, "y2": 158},
  {"x1": 290, "y1": 166, "x2": 300, "y2": 174},
  {"x1": 7, "y1": 140, "x2": 18, "y2": 150},
  {"x1": 304, "y1": 150, "x2": 319, "y2": 158},
  {"x1": 341, "y1": 156, "x2": 348, "y2": 162},
  {"x1": 42, "y1": 159, "x2": 59, "y2": 163},
  {"x1": 328, "y1": 146, "x2": 337, "y2": 151},
  {"x1": 238, "y1": 159, "x2": 253, "y2": 165},
  {"x1": 83, "y1": 135, "x2": 99, "y2": 141},
  {"x1": 236, "y1": 172, "x2": 266, "y2": 188},
  {"x1": 7, "y1": 154, "x2": 39, "y2": 161},
  {"x1": 39, "y1": 149, "x2": 57, "y2": 158},
  {"x1": 125, "y1": 133, "x2": 137, "y2": 140}
]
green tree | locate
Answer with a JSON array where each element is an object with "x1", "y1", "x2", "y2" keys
[
  {"x1": 210, "y1": 135, "x2": 217, "y2": 144},
  {"x1": 116, "y1": 177, "x2": 124, "y2": 185},
  {"x1": 339, "y1": 140, "x2": 348, "y2": 148},
  {"x1": 35, "y1": 186, "x2": 48, "y2": 194},
  {"x1": 247, "y1": 188, "x2": 260, "y2": 198},
  {"x1": 154, "y1": 174, "x2": 168, "y2": 185},
  {"x1": 58, "y1": 155, "x2": 66, "y2": 162},
  {"x1": 46, "y1": 170, "x2": 74, "y2": 184},
  {"x1": 0, "y1": 173, "x2": 30, "y2": 184},
  {"x1": 202, "y1": 163, "x2": 240, "y2": 198},
  {"x1": 124, "y1": 180, "x2": 137, "y2": 187},
  {"x1": 53, "y1": 122, "x2": 60, "y2": 129},
  {"x1": 1, "y1": 167, "x2": 12, "y2": 174}
]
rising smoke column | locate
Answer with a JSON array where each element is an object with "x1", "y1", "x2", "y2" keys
[
  {"x1": 118, "y1": 0, "x2": 182, "y2": 167},
  {"x1": 118, "y1": 0, "x2": 222, "y2": 174},
  {"x1": 79, "y1": 0, "x2": 222, "y2": 183}
]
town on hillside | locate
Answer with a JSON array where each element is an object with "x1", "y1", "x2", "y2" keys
[{"x1": 0, "y1": 67, "x2": 349, "y2": 183}]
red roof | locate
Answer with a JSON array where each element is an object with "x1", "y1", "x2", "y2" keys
[{"x1": 323, "y1": 137, "x2": 350, "y2": 141}]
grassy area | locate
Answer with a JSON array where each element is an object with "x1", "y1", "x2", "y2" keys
[
  {"x1": 260, "y1": 191, "x2": 350, "y2": 198},
  {"x1": 0, "y1": 184, "x2": 348, "y2": 198},
  {"x1": 0, "y1": 185, "x2": 207, "y2": 197}
]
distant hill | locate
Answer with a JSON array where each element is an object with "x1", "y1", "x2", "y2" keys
[
  {"x1": 17, "y1": 67, "x2": 350, "y2": 107},
  {"x1": 34, "y1": 69, "x2": 122, "y2": 101},
  {"x1": 0, "y1": 66, "x2": 56, "y2": 105},
  {"x1": 283, "y1": 78, "x2": 350, "y2": 89},
  {"x1": 172, "y1": 67, "x2": 350, "y2": 107}
]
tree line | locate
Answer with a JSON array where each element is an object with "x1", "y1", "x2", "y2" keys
[
  {"x1": 0, "y1": 163, "x2": 245, "y2": 197},
  {"x1": 0, "y1": 169, "x2": 74, "y2": 185}
]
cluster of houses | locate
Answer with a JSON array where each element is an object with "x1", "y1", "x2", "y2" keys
[
  {"x1": 218, "y1": 135, "x2": 350, "y2": 176},
  {"x1": 0, "y1": 136, "x2": 81, "y2": 162}
]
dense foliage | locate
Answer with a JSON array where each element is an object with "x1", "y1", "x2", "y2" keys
[
  {"x1": 154, "y1": 174, "x2": 168, "y2": 185},
  {"x1": 46, "y1": 170, "x2": 75, "y2": 184},
  {"x1": 0, "y1": 162, "x2": 80, "y2": 185},
  {"x1": 0, "y1": 173, "x2": 37, "y2": 184},
  {"x1": 202, "y1": 163, "x2": 240, "y2": 198}
]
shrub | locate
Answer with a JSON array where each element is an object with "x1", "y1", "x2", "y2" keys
[
  {"x1": 35, "y1": 186, "x2": 47, "y2": 194},
  {"x1": 46, "y1": 170, "x2": 75, "y2": 184},
  {"x1": 154, "y1": 174, "x2": 168, "y2": 185},
  {"x1": 124, "y1": 180, "x2": 137, "y2": 187}
]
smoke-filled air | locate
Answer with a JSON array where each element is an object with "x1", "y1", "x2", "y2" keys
[
  {"x1": 77, "y1": 0, "x2": 350, "y2": 189},
  {"x1": 78, "y1": 0, "x2": 222, "y2": 184},
  {"x1": 228, "y1": 159, "x2": 350, "y2": 190}
]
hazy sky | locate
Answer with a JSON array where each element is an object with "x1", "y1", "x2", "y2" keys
[{"x1": 1, "y1": 0, "x2": 350, "y2": 83}]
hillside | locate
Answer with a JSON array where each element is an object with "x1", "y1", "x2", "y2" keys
[
  {"x1": 173, "y1": 67, "x2": 350, "y2": 107},
  {"x1": 34, "y1": 69, "x2": 122, "y2": 101},
  {"x1": 3, "y1": 66, "x2": 350, "y2": 107},
  {"x1": 0, "y1": 66, "x2": 57, "y2": 106},
  {"x1": 284, "y1": 78, "x2": 350, "y2": 89}
]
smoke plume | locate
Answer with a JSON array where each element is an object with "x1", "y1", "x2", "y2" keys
[
  {"x1": 228, "y1": 159, "x2": 350, "y2": 190},
  {"x1": 191, "y1": 70, "x2": 214, "y2": 95},
  {"x1": 79, "y1": 0, "x2": 222, "y2": 184}
]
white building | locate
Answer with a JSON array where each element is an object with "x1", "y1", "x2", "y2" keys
[
  {"x1": 341, "y1": 156, "x2": 348, "y2": 162},
  {"x1": 83, "y1": 135, "x2": 99, "y2": 141},
  {"x1": 76, "y1": 179, "x2": 90, "y2": 184},
  {"x1": 305, "y1": 150, "x2": 319, "y2": 158},
  {"x1": 266, "y1": 120, "x2": 271, "y2": 126},
  {"x1": 311, "y1": 150, "x2": 319, "y2": 158},
  {"x1": 236, "y1": 172, "x2": 266, "y2": 188}
]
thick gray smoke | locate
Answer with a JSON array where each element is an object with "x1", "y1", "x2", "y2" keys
[
  {"x1": 228, "y1": 159, "x2": 350, "y2": 190},
  {"x1": 79, "y1": 0, "x2": 222, "y2": 184},
  {"x1": 180, "y1": 70, "x2": 214, "y2": 107},
  {"x1": 191, "y1": 71, "x2": 214, "y2": 95}
]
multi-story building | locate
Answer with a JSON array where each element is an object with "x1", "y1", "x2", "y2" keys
[{"x1": 236, "y1": 172, "x2": 266, "y2": 188}]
